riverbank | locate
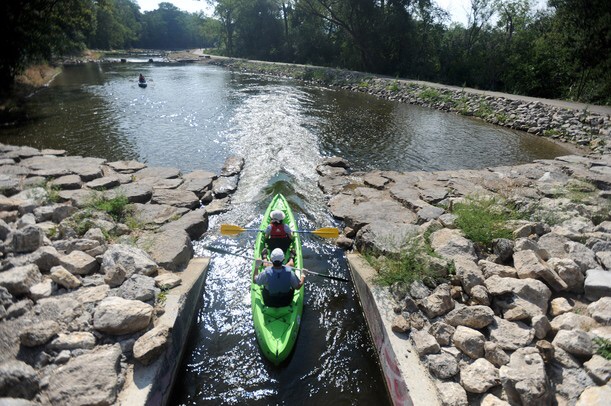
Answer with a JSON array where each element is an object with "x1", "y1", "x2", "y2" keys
[
  {"x1": 316, "y1": 153, "x2": 611, "y2": 405},
  {"x1": 0, "y1": 143, "x2": 242, "y2": 404},
  {"x1": 192, "y1": 53, "x2": 611, "y2": 154}
]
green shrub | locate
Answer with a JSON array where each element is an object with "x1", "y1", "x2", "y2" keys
[
  {"x1": 452, "y1": 196, "x2": 519, "y2": 248},
  {"x1": 89, "y1": 193, "x2": 130, "y2": 222},
  {"x1": 594, "y1": 337, "x2": 611, "y2": 360},
  {"x1": 365, "y1": 237, "x2": 441, "y2": 286}
]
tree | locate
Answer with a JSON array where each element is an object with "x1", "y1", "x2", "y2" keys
[{"x1": 0, "y1": 0, "x2": 96, "y2": 94}]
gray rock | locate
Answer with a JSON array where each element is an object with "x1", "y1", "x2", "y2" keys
[
  {"x1": 460, "y1": 358, "x2": 499, "y2": 393},
  {"x1": 549, "y1": 297, "x2": 573, "y2": 317},
  {"x1": 355, "y1": 221, "x2": 420, "y2": 254},
  {"x1": 488, "y1": 316, "x2": 535, "y2": 350},
  {"x1": 576, "y1": 385, "x2": 611, "y2": 406},
  {"x1": 478, "y1": 260, "x2": 518, "y2": 279},
  {"x1": 485, "y1": 275, "x2": 551, "y2": 318},
  {"x1": 550, "y1": 363, "x2": 596, "y2": 404},
  {"x1": 583, "y1": 354, "x2": 611, "y2": 385},
  {"x1": 452, "y1": 326, "x2": 485, "y2": 359},
  {"x1": 100, "y1": 244, "x2": 158, "y2": 278},
  {"x1": 445, "y1": 305, "x2": 494, "y2": 329},
  {"x1": 588, "y1": 297, "x2": 611, "y2": 324},
  {"x1": 130, "y1": 202, "x2": 190, "y2": 226},
  {"x1": 565, "y1": 241, "x2": 600, "y2": 272},
  {"x1": 427, "y1": 352, "x2": 458, "y2": 379},
  {"x1": 47, "y1": 332, "x2": 96, "y2": 351},
  {"x1": 19, "y1": 320, "x2": 61, "y2": 347},
  {"x1": 0, "y1": 264, "x2": 43, "y2": 296},
  {"x1": 50, "y1": 266, "x2": 82, "y2": 289},
  {"x1": 86, "y1": 175, "x2": 120, "y2": 190},
  {"x1": 49, "y1": 174, "x2": 82, "y2": 190},
  {"x1": 133, "y1": 325, "x2": 170, "y2": 366},
  {"x1": 159, "y1": 208, "x2": 208, "y2": 240},
  {"x1": 532, "y1": 314, "x2": 552, "y2": 339},
  {"x1": 429, "y1": 228, "x2": 476, "y2": 260},
  {"x1": 499, "y1": 347, "x2": 551, "y2": 406},
  {"x1": 428, "y1": 321, "x2": 455, "y2": 346},
  {"x1": 133, "y1": 166, "x2": 180, "y2": 180},
  {"x1": 220, "y1": 155, "x2": 244, "y2": 177},
  {"x1": 151, "y1": 188, "x2": 200, "y2": 209},
  {"x1": 113, "y1": 274, "x2": 158, "y2": 302},
  {"x1": 93, "y1": 297, "x2": 153, "y2": 335},
  {"x1": 391, "y1": 315, "x2": 410, "y2": 334},
  {"x1": 418, "y1": 284, "x2": 455, "y2": 318},
  {"x1": 29, "y1": 279, "x2": 54, "y2": 301},
  {"x1": 410, "y1": 330, "x2": 440, "y2": 357},
  {"x1": 434, "y1": 381, "x2": 468, "y2": 406},
  {"x1": 548, "y1": 257, "x2": 584, "y2": 293},
  {"x1": 492, "y1": 238, "x2": 514, "y2": 263},
  {"x1": 552, "y1": 329, "x2": 594, "y2": 356},
  {"x1": 11, "y1": 225, "x2": 44, "y2": 253},
  {"x1": 453, "y1": 256, "x2": 484, "y2": 294},
  {"x1": 46, "y1": 344, "x2": 122, "y2": 405},
  {"x1": 484, "y1": 341, "x2": 510, "y2": 367},
  {"x1": 513, "y1": 249, "x2": 567, "y2": 291},
  {"x1": 107, "y1": 160, "x2": 146, "y2": 173},
  {"x1": 154, "y1": 273, "x2": 182, "y2": 290},
  {"x1": 550, "y1": 312, "x2": 597, "y2": 332},
  {"x1": 58, "y1": 250, "x2": 98, "y2": 275},
  {"x1": 0, "y1": 360, "x2": 39, "y2": 399},
  {"x1": 106, "y1": 182, "x2": 153, "y2": 204},
  {"x1": 584, "y1": 269, "x2": 611, "y2": 301},
  {"x1": 137, "y1": 229, "x2": 193, "y2": 272},
  {"x1": 212, "y1": 175, "x2": 238, "y2": 198}
]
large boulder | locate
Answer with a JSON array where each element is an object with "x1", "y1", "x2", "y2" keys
[
  {"x1": 0, "y1": 264, "x2": 43, "y2": 296},
  {"x1": 46, "y1": 344, "x2": 122, "y2": 405},
  {"x1": 499, "y1": 347, "x2": 551, "y2": 406},
  {"x1": 0, "y1": 360, "x2": 39, "y2": 399},
  {"x1": 93, "y1": 297, "x2": 153, "y2": 335},
  {"x1": 137, "y1": 229, "x2": 193, "y2": 271},
  {"x1": 100, "y1": 244, "x2": 158, "y2": 278}
]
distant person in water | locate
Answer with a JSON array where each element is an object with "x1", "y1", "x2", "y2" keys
[{"x1": 139, "y1": 73, "x2": 145, "y2": 83}]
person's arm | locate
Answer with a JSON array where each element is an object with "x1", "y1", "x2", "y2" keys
[
  {"x1": 264, "y1": 225, "x2": 271, "y2": 239},
  {"x1": 252, "y1": 260, "x2": 264, "y2": 283}
]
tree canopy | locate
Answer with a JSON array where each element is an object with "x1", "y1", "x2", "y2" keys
[{"x1": 1, "y1": 0, "x2": 609, "y2": 104}]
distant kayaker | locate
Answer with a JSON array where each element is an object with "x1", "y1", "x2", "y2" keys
[
  {"x1": 262, "y1": 209, "x2": 295, "y2": 266},
  {"x1": 253, "y1": 248, "x2": 305, "y2": 307},
  {"x1": 139, "y1": 73, "x2": 145, "y2": 83}
]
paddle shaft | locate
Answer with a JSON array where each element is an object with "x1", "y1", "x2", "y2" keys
[{"x1": 202, "y1": 245, "x2": 350, "y2": 282}]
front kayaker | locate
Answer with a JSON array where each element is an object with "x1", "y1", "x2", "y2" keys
[
  {"x1": 139, "y1": 73, "x2": 145, "y2": 83},
  {"x1": 262, "y1": 210, "x2": 295, "y2": 266},
  {"x1": 253, "y1": 248, "x2": 304, "y2": 307}
]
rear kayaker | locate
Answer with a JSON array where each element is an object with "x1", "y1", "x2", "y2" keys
[{"x1": 251, "y1": 194, "x2": 304, "y2": 365}]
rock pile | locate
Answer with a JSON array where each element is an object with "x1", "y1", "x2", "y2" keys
[
  {"x1": 319, "y1": 154, "x2": 611, "y2": 405},
  {"x1": 0, "y1": 143, "x2": 242, "y2": 404}
]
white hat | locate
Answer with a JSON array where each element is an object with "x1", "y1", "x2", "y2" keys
[
  {"x1": 270, "y1": 210, "x2": 285, "y2": 221},
  {"x1": 271, "y1": 248, "x2": 284, "y2": 263}
]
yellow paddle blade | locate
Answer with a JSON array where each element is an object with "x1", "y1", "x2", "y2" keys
[
  {"x1": 310, "y1": 227, "x2": 340, "y2": 238},
  {"x1": 220, "y1": 224, "x2": 247, "y2": 235}
]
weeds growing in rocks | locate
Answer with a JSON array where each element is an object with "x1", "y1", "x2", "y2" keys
[
  {"x1": 365, "y1": 237, "x2": 441, "y2": 286},
  {"x1": 89, "y1": 193, "x2": 131, "y2": 222},
  {"x1": 452, "y1": 196, "x2": 519, "y2": 248},
  {"x1": 594, "y1": 337, "x2": 611, "y2": 360}
]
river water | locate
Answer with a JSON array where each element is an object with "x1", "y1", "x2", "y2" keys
[{"x1": 0, "y1": 62, "x2": 574, "y2": 405}]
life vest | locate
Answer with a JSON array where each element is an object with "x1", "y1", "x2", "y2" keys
[{"x1": 269, "y1": 223, "x2": 288, "y2": 239}]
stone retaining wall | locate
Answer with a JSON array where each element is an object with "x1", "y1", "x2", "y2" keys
[
  {"x1": 318, "y1": 153, "x2": 611, "y2": 405},
  {"x1": 0, "y1": 143, "x2": 242, "y2": 404}
]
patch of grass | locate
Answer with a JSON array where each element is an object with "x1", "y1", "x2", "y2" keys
[
  {"x1": 594, "y1": 337, "x2": 611, "y2": 360},
  {"x1": 89, "y1": 193, "x2": 131, "y2": 222},
  {"x1": 364, "y1": 237, "x2": 441, "y2": 286},
  {"x1": 566, "y1": 180, "x2": 597, "y2": 203},
  {"x1": 45, "y1": 182, "x2": 62, "y2": 203},
  {"x1": 452, "y1": 196, "x2": 520, "y2": 248},
  {"x1": 419, "y1": 88, "x2": 441, "y2": 102},
  {"x1": 474, "y1": 101, "x2": 494, "y2": 118},
  {"x1": 387, "y1": 81, "x2": 400, "y2": 92},
  {"x1": 543, "y1": 129, "x2": 563, "y2": 137}
]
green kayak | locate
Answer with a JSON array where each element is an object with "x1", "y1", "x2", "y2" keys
[{"x1": 251, "y1": 193, "x2": 304, "y2": 365}]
